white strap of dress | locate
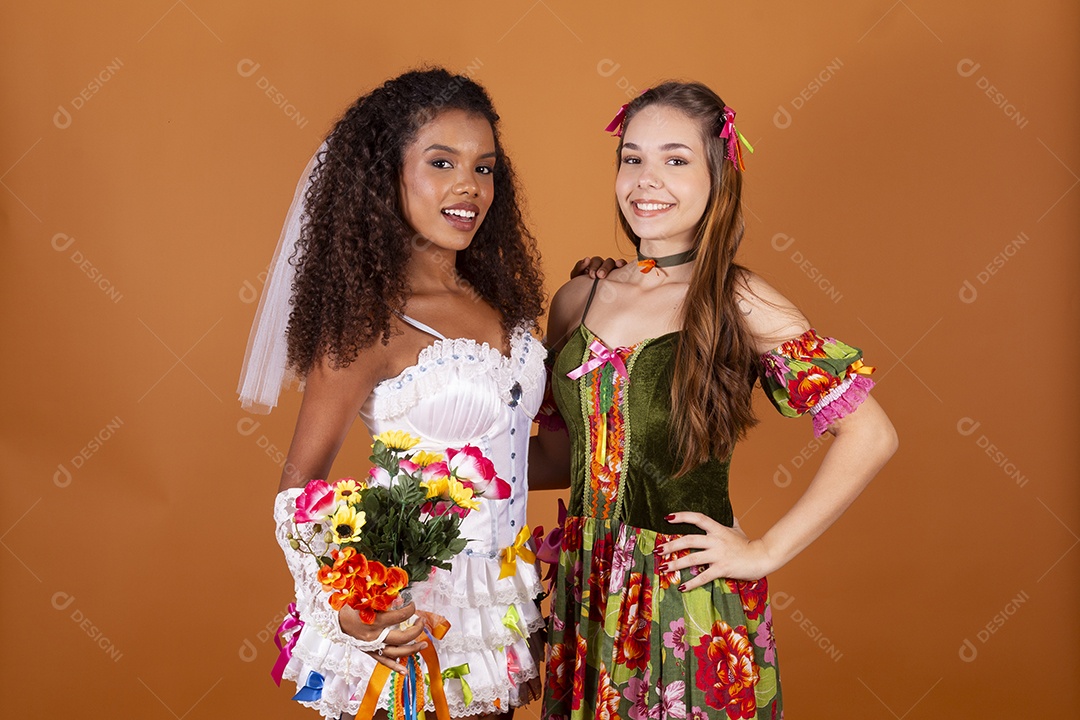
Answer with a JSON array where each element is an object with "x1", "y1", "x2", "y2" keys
[{"x1": 398, "y1": 313, "x2": 447, "y2": 341}]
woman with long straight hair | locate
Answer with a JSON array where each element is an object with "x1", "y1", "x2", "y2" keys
[{"x1": 535, "y1": 82, "x2": 898, "y2": 719}]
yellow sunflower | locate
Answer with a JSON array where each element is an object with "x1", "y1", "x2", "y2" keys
[
  {"x1": 424, "y1": 476, "x2": 480, "y2": 512},
  {"x1": 328, "y1": 504, "x2": 366, "y2": 544},
  {"x1": 334, "y1": 478, "x2": 364, "y2": 505},
  {"x1": 411, "y1": 450, "x2": 444, "y2": 468},
  {"x1": 373, "y1": 430, "x2": 421, "y2": 452}
]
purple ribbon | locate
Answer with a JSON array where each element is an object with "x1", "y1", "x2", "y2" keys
[
  {"x1": 566, "y1": 339, "x2": 629, "y2": 381},
  {"x1": 271, "y1": 602, "x2": 303, "y2": 686}
]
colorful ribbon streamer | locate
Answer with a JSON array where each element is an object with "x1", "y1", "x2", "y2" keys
[
  {"x1": 441, "y1": 663, "x2": 473, "y2": 707},
  {"x1": 356, "y1": 628, "x2": 452, "y2": 720},
  {"x1": 499, "y1": 525, "x2": 536, "y2": 579},
  {"x1": 271, "y1": 602, "x2": 303, "y2": 686},
  {"x1": 505, "y1": 647, "x2": 521, "y2": 688},
  {"x1": 719, "y1": 106, "x2": 755, "y2": 171},
  {"x1": 291, "y1": 670, "x2": 324, "y2": 702},
  {"x1": 502, "y1": 605, "x2": 525, "y2": 640}
]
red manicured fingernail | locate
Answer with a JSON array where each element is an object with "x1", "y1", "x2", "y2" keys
[
  {"x1": 678, "y1": 584, "x2": 687, "y2": 592},
  {"x1": 664, "y1": 514, "x2": 675, "y2": 521}
]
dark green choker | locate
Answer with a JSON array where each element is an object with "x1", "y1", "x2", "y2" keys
[{"x1": 636, "y1": 248, "x2": 696, "y2": 273}]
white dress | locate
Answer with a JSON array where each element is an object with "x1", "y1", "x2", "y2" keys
[{"x1": 274, "y1": 316, "x2": 547, "y2": 718}]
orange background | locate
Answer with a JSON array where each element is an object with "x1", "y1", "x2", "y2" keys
[{"x1": 2, "y1": 2, "x2": 1077, "y2": 717}]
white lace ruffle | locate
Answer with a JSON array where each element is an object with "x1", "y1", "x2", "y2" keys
[
  {"x1": 366, "y1": 329, "x2": 545, "y2": 421},
  {"x1": 273, "y1": 488, "x2": 545, "y2": 718},
  {"x1": 417, "y1": 551, "x2": 544, "y2": 608}
]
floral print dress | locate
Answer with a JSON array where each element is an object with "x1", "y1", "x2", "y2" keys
[{"x1": 541, "y1": 322, "x2": 874, "y2": 720}]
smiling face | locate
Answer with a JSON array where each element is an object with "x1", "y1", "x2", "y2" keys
[
  {"x1": 616, "y1": 105, "x2": 713, "y2": 252},
  {"x1": 398, "y1": 108, "x2": 497, "y2": 252}
]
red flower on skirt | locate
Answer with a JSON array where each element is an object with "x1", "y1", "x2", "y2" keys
[
  {"x1": 588, "y1": 533, "x2": 613, "y2": 622},
  {"x1": 614, "y1": 571, "x2": 653, "y2": 671},
  {"x1": 563, "y1": 516, "x2": 584, "y2": 553},
  {"x1": 727, "y1": 577, "x2": 769, "y2": 620},
  {"x1": 595, "y1": 664, "x2": 621, "y2": 720},
  {"x1": 571, "y1": 634, "x2": 588, "y2": 711},
  {"x1": 545, "y1": 640, "x2": 573, "y2": 705},
  {"x1": 694, "y1": 620, "x2": 759, "y2": 719}
]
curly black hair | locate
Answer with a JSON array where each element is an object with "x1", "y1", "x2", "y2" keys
[{"x1": 286, "y1": 68, "x2": 545, "y2": 375}]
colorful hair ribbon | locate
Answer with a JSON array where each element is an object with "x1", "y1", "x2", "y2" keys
[
  {"x1": 603, "y1": 88, "x2": 651, "y2": 137},
  {"x1": 604, "y1": 103, "x2": 629, "y2": 137},
  {"x1": 720, "y1": 106, "x2": 755, "y2": 171}
]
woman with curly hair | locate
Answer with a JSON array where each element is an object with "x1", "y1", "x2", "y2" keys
[
  {"x1": 240, "y1": 68, "x2": 606, "y2": 720},
  {"x1": 536, "y1": 82, "x2": 898, "y2": 719}
]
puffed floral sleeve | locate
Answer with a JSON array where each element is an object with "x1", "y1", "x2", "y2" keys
[{"x1": 759, "y1": 328, "x2": 876, "y2": 436}]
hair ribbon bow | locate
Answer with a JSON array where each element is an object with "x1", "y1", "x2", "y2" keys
[{"x1": 720, "y1": 106, "x2": 755, "y2": 171}]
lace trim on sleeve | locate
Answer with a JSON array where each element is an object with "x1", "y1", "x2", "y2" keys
[{"x1": 273, "y1": 489, "x2": 386, "y2": 654}]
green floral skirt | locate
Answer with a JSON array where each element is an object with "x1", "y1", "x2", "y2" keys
[{"x1": 542, "y1": 517, "x2": 782, "y2": 720}]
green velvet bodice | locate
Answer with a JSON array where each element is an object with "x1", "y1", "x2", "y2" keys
[{"x1": 552, "y1": 325, "x2": 733, "y2": 534}]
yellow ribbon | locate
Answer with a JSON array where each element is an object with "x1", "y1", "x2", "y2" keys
[
  {"x1": 499, "y1": 526, "x2": 536, "y2": 579},
  {"x1": 502, "y1": 605, "x2": 525, "y2": 640},
  {"x1": 441, "y1": 663, "x2": 473, "y2": 706}
]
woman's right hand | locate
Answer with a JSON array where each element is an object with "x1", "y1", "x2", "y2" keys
[{"x1": 338, "y1": 603, "x2": 427, "y2": 673}]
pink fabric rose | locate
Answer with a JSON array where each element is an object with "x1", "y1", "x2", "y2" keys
[
  {"x1": 293, "y1": 479, "x2": 336, "y2": 524},
  {"x1": 447, "y1": 445, "x2": 511, "y2": 499}
]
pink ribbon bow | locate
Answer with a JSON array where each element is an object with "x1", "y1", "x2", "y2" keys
[
  {"x1": 271, "y1": 602, "x2": 303, "y2": 686},
  {"x1": 566, "y1": 339, "x2": 629, "y2": 381},
  {"x1": 603, "y1": 89, "x2": 651, "y2": 137},
  {"x1": 506, "y1": 647, "x2": 521, "y2": 688},
  {"x1": 604, "y1": 103, "x2": 629, "y2": 136}
]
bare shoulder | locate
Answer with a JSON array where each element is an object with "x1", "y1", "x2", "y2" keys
[
  {"x1": 547, "y1": 275, "x2": 597, "y2": 351},
  {"x1": 734, "y1": 270, "x2": 811, "y2": 354}
]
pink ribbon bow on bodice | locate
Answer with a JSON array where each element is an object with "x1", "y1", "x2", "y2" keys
[{"x1": 566, "y1": 339, "x2": 629, "y2": 381}]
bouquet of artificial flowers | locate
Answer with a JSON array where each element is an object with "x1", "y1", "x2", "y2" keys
[{"x1": 279, "y1": 430, "x2": 510, "y2": 718}]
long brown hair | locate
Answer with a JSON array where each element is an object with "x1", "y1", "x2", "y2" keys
[
  {"x1": 287, "y1": 68, "x2": 545, "y2": 376},
  {"x1": 617, "y1": 82, "x2": 758, "y2": 474}
]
